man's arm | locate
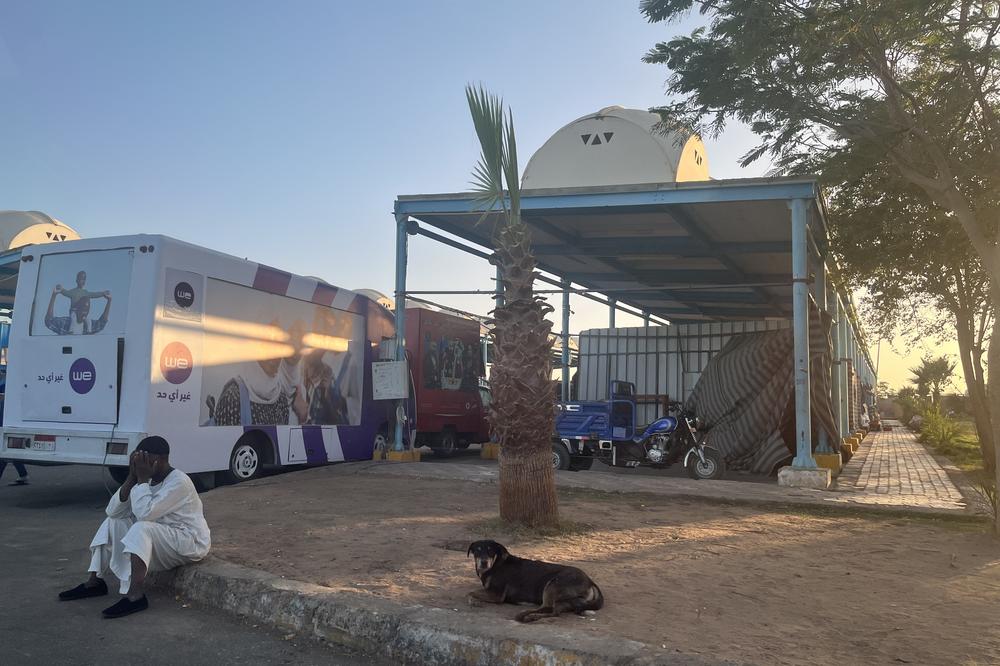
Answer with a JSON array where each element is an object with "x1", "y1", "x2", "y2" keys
[
  {"x1": 130, "y1": 478, "x2": 192, "y2": 522},
  {"x1": 105, "y1": 455, "x2": 138, "y2": 518},
  {"x1": 45, "y1": 290, "x2": 59, "y2": 320}
]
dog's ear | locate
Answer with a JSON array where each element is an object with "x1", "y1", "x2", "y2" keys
[
  {"x1": 490, "y1": 541, "x2": 509, "y2": 559},
  {"x1": 467, "y1": 543, "x2": 474, "y2": 558}
]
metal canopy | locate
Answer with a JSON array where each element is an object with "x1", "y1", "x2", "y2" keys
[
  {"x1": 391, "y1": 175, "x2": 877, "y2": 473},
  {"x1": 395, "y1": 177, "x2": 828, "y2": 323}
]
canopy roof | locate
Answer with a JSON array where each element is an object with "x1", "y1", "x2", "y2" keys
[{"x1": 395, "y1": 176, "x2": 830, "y2": 323}]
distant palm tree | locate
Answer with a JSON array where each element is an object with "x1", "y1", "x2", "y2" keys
[
  {"x1": 910, "y1": 356, "x2": 957, "y2": 407},
  {"x1": 465, "y1": 84, "x2": 559, "y2": 527}
]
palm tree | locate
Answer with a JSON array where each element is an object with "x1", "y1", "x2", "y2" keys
[
  {"x1": 466, "y1": 84, "x2": 559, "y2": 527},
  {"x1": 910, "y1": 356, "x2": 957, "y2": 407}
]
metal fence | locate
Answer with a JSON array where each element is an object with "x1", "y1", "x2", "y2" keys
[{"x1": 577, "y1": 320, "x2": 790, "y2": 425}]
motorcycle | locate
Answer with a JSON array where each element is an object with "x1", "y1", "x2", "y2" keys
[{"x1": 552, "y1": 381, "x2": 726, "y2": 480}]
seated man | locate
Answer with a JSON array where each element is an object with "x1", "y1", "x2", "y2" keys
[{"x1": 58, "y1": 436, "x2": 211, "y2": 618}]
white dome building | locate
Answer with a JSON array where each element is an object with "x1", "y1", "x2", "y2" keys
[
  {"x1": 521, "y1": 106, "x2": 709, "y2": 189},
  {"x1": 0, "y1": 210, "x2": 80, "y2": 251}
]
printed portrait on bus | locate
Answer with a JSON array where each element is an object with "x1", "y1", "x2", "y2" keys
[
  {"x1": 30, "y1": 248, "x2": 131, "y2": 336},
  {"x1": 200, "y1": 279, "x2": 363, "y2": 428}
]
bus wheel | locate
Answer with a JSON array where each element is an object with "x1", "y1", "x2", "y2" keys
[
  {"x1": 108, "y1": 466, "x2": 129, "y2": 485},
  {"x1": 222, "y1": 436, "x2": 265, "y2": 483}
]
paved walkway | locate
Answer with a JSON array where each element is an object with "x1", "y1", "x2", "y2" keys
[
  {"x1": 362, "y1": 438, "x2": 981, "y2": 518},
  {"x1": 836, "y1": 426, "x2": 968, "y2": 511}
]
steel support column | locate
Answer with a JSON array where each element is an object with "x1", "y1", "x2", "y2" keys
[
  {"x1": 561, "y1": 279, "x2": 571, "y2": 401},
  {"x1": 608, "y1": 298, "x2": 616, "y2": 328},
  {"x1": 643, "y1": 311, "x2": 650, "y2": 328},
  {"x1": 829, "y1": 288, "x2": 844, "y2": 441},
  {"x1": 840, "y1": 306, "x2": 853, "y2": 436},
  {"x1": 814, "y1": 260, "x2": 832, "y2": 453},
  {"x1": 393, "y1": 213, "x2": 409, "y2": 451},
  {"x1": 790, "y1": 199, "x2": 816, "y2": 468}
]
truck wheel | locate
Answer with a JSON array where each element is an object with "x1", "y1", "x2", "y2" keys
[
  {"x1": 569, "y1": 455, "x2": 593, "y2": 471},
  {"x1": 221, "y1": 436, "x2": 266, "y2": 484},
  {"x1": 433, "y1": 429, "x2": 458, "y2": 457},
  {"x1": 551, "y1": 442, "x2": 571, "y2": 471}
]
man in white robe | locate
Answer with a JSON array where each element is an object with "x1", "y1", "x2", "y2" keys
[{"x1": 58, "y1": 436, "x2": 211, "y2": 618}]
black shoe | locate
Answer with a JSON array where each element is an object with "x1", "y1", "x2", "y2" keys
[
  {"x1": 102, "y1": 595, "x2": 149, "y2": 619},
  {"x1": 58, "y1": 580, "x2": 109, "y2": 601}
]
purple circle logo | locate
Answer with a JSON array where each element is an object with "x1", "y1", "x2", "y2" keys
[{"x1": 69, "y1": 358, "x2": 96, "y2": 394}]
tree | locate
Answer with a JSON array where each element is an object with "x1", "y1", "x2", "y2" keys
[
  {"x1": 465, "y1": 85, "x2": 559, "y2": 527},
  {"x1": 911, "y1": 356, "x2": 958, "y2": 406},
  {"x1": 641, "y1": 0, "x2": 1000, "y2": 528},
  {"x1": 826, "y1": 153, "x2": 995, "y2": 469}
]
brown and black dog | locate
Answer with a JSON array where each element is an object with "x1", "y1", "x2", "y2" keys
[{"x1": 467, "y1": 540, "x2": 604, "y2": 623}]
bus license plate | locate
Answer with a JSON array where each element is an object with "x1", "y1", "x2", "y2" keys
[{"x1": 30, "y1": 440, "x2": 55, "y2": 452}]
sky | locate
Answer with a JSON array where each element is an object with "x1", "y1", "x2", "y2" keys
[{"x1": 0, "y1": 1, "x2": 947, "y2": 391}]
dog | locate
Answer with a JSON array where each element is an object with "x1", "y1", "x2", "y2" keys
[{"x1": 466, "y1": 540, "x2": 604, "y2": 623}]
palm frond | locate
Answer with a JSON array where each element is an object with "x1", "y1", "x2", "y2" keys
[{"x1": 465, "y1": 83, "x2": 521, "y2": 226}]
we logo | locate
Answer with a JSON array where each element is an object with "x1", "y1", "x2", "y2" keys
[
  {"x1": 160, "y1": 342, "x2": 193, "y2": 385},
  {"x1": 69, "y1": 358, "x2": 96, "y2": 394}
]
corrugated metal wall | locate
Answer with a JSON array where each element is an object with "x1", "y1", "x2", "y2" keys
[{"x1": 577, "y1": 320, "x2": 790, "y2": 425}]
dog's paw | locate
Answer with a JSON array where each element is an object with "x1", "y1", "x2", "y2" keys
[{"x1": 466, "y1": 593, "x2": 483, "y2": 607}]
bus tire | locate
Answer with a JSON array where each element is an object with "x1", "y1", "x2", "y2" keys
[
  {"x1": 108, "y1": 466, "x2": 129, "y2": 485},
  {"x1": 221, "y1": 434, "x2": 267, "y2": 484}
]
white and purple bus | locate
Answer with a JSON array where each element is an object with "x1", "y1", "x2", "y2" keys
[{"x1": 0, "y1": 234, "x2": 397, "y2": 487}]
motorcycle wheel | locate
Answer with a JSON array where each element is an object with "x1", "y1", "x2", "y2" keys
[{"x1": 686, "y1": 446, "x2": 725, "y2": 480}]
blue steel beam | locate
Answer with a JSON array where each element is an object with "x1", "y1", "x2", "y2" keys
[
  {"x1": 525, "y1": 214, "x2": 714, "y2": 318},
  {"x1": 531, "y1": 238, "x2": 788, "y2": 257},
  {"x1": 393, "y1": 213, "x2": 409, "y2": 452},
  {"x1": 814, "y1": 260, "x2": 833, "y2": 454},
  {"x1": 561, "y1": 279, "x2": 571, "y2": 401},
  {"x1": 395, "y1": 180, "x2": 820, "y2": 215},
  {"x1": 613, "y1": 290, "x2": 771, "y2": 304},
  {"x1": 561, "y1": 270, "x2": 791, "y2": 284},
  {"x1": 790, "y1": 198, "x2": 816, "y2": 468}
]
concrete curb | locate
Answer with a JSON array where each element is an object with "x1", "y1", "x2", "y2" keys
[{"x1": 152, "y1": 558, "x2": 743, "y2": 666}]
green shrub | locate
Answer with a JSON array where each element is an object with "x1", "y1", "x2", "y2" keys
[{"x1": 918, "y1": 408, "x2": 962, "y2": 449}]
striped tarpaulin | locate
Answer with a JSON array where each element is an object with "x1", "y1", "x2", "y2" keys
[{"x1": 686, "y1": 304, "x2": 840, "y2": 475}]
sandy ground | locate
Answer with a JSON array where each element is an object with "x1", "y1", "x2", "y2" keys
[{"x1": 203, "y1": 466, "x2": 1000, "y2": 666}]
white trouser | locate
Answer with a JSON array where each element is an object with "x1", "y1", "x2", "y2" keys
[{"x1": 88, "y1": 516, "x2": 200, "y2": 595}]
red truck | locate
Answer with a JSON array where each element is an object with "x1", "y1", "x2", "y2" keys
[{"x1": 406, "y1": 307, "x2": 491, "y2": 455}]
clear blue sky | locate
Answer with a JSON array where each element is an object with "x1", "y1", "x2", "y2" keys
[{"x1": 0, "y1": 1, "x2": 768, "y2": 333}]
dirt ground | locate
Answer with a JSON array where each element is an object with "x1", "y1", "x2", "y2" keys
[{"x1": 203, "y1": 466, "x2": 1000, "y2": 666}]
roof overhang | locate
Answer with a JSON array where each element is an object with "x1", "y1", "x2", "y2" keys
[{"x1": 395, "y1": 176, "x2": 829, "y2": 323}]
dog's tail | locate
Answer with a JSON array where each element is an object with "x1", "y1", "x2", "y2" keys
[{"x1": 579, "y1": 581, "x2": 604, "y2": 612}]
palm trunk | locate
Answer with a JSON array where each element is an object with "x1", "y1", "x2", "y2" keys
[
  {"x1": 489, "y1": 220, "x2": 559, "y2": 527},
  {"x1": 498, "y1": 448, "x2": 559, "y2": 525}
]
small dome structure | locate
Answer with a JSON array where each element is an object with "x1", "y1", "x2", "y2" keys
[
  {"x1": 0, "y1": 210, "x2": 80, "y2": 251},
  {"x1": 521, "y1": 106, "x2": 709, "y2": 189}
]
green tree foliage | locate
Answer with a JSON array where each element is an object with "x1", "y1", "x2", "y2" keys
[
  {"x1": 642, "y1": 0, "x2": 999, "y2": 527},
  {"x1": 826, "y1": 151, "x2": 994, "y2": 469},
  {"x1": 910, "y1": 355, "x2": 957, "y2": 405}
]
